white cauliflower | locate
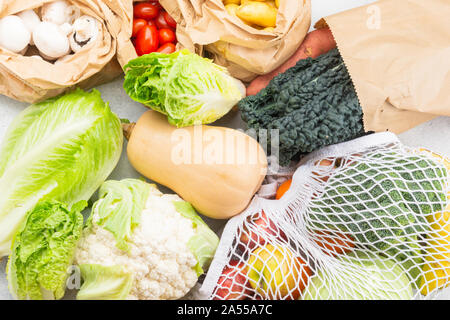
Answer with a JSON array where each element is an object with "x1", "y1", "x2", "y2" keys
[{"x1": 74, "y1": 179, "x2": 219, "y2": 300}]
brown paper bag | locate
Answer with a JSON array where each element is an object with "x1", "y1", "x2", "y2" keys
[
  {"x1": 0, "y1": 0, "x2": 133, "y2": 103},
  {"x1": 321, "y1": 0, "x2": 450, "y2": 133},
  {"x1": 160, "y1": 0, "x2": 311, "y2": 82}
]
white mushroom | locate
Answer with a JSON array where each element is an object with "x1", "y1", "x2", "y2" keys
[
  {"x1": 69, "y1": 15, "x2": 99, "y2": 53},
  {"x1": 16, "y1": 10, "x2": 41, "y2": 45},
  {"x1": 0, "y1": 15, "x2": 31, "y2": 53},
  {"x1": 33, "y1": 21, "x2": 70, "y2": 60},
  {"x1": 59, "y1": 22, "x2": 73, "y2": 36},
  {"x1": 41, "y1": 1, "x2": 77, "y2": 25}
]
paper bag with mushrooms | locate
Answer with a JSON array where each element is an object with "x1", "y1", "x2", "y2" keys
[
  {"x1": 159, "y1": 0, "x2": 311, "y2": 82},
  {"x1": 0, "y1": 0, "x2": 134, "y2": 103}
]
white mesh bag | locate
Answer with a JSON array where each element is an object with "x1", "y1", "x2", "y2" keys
[{"x1": 199, "y1": 132, "x2": 450, "y2": 300}]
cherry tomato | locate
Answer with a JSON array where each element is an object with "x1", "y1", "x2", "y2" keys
[
  {"x1": 157, "y1": 42, "x2": 176, "y2": 54},
  {"x1": 155, "y1": 12, "x2": 170, "y2": 29},
  {"x1": 148, "y1": 0, "x2": 162, "y2": 9},
  {"x1": 132, "y1": 18, "x2": 147, "y2": 37},
  {"x1": 275, "y1": 179, "x2": 292, "y2": 200},
  {"x1": 135, "y1": 25, "x2": 159, "y2": 56},
  {"x1": 147, "y1": 19, "x2": 156, "y2": 27},
  {"x1": 134, "y1": 2, "x2": 159, "y2": 20},
  {"x1": 163, "y1": 12, "x2": 177, "y2": 29},
  {"x1": 158, "y1": 28, "x2": 176, "y2": 45}
]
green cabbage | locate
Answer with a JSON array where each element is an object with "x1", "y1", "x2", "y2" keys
[
  {"x1": 0, "y1": 89, "x2": 123, "y2": 256},
  {"x1": 303, "y1": 251, "x2": 413, "y2": 300},
  {"x1": 123, "y1": 49, "x2": 245, "y2": 127},
  {"x1": 7, "y1": 200, "x2": 85, "y2": 300},
  {"x1": 77, "y1": 264, "x2": 133, "y2": 300}
]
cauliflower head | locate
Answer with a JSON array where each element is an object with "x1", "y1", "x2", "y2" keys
[{"x1": 74, "y1": 179, "x2": 219, "y2": 300}]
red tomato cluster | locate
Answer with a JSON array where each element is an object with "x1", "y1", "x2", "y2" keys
[{"x1": 132, "y1": 1, "x2": 177, "y2": 56}]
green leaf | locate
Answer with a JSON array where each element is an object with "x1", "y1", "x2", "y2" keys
[
  {"x1": 93, "y1": 179, "x2": 152, "y2": 251},
  {"x1": 173, "y1": 201, "x2": 219, "y2": 276},
  {"x1": 7, "y1": 200, "x2": 85, "y2": 300},
  {"x1": 123, "y1": 49, "x2": 244, "y2": 127},
  {"x1": 0, "y1": 89, "x2": 123, "y2": 256},
  {"x1": 77, "y1": 264, "x2": 133, "y2": 300}
]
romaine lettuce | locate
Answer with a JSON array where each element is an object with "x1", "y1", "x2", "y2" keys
[
  {"x1": 7, "y1": 200, "x2": 85, "y2": 300},
  {"x1": 0, "y1": 89, "x2": 123, "y2": 256},
  {"x1": 123, "y1": 49, "x2": 245, "y2": 127}
]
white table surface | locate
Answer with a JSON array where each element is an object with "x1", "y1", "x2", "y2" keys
[{"x1": 0, "y1": 0, "x2": 449, "y2": 300}]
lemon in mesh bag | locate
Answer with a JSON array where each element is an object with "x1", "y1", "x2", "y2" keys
[{"x1": 418, "y1": 149, "x2": 450, "y2": 295}]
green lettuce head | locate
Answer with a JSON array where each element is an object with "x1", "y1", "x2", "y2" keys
[
  {"x1": 123, "y1": 49, "x2": 245, "y2": 127},
  {"x1": 7, "y1": 200, "x2": 86, "y2": 300},
  {"x1": 0, "y1": 89, "x2": 123, "y2": 257}
]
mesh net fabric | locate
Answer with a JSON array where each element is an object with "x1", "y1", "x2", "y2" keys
[{"x1": 199, "y1": 132, "x2": 450, "y2": 300}]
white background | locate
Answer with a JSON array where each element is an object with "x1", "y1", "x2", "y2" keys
[{"x1": 0, "y1": 0, "x2": 449, "y2": 300}]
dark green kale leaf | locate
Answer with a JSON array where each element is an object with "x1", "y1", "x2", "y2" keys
[{"x1": 239, "y1": 49, "x2": 365, "y2": 166}]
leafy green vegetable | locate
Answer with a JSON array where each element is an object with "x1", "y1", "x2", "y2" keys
[
  {"x1": 123, "y1": 49, "x2": 245, "y2": 127},
  {"x1": 0, "y1": 89, "x2": 123, "y2": 257},
  {"x1": 308, "y1": 152, "x2": 448, "y2": 287},
  {"x1": 173, "y1": 201, "x2": 220, "y2": 276},
  {"x1": 92, "y1": 179, "x2": 152, "y2": 251},
  {"x1": 77, "y1": 264, "x2": 133, "y2": 300},
  {"x1": 239, "y1": 48, "x2": 364, "y2": 166},
  {"x1": 7, "y1": 200, "x2": 85, "y2": 300},
  {"x1": 303, "y1": 250, "x2": 413, "y2": 300}
]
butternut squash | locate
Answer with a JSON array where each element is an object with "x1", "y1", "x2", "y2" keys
[{"x1": 125, "y1": 111, "x2": 268, "y2": 219}]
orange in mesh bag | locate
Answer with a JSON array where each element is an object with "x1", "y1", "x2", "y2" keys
[{"x1": 199, "y1": 132, "x2": 450, "y2": 300}]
